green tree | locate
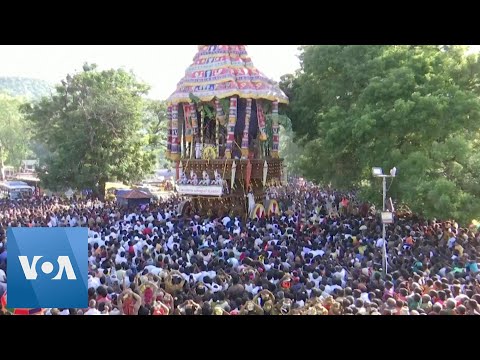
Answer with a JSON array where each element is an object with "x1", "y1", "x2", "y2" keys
[
  {"x1": 22, "y1": 64, "x2": 156, "y2": 198},
  {"x1": 282, "y1": 45, "x2": 480, "y2": 224},
  {"x1": 142, "y1": 99, "x2": 168, "y2": 168},
  {"x1": 279, "y1": 126, "x2": 303, "y2": 176},
  {"x1": 0, "y1": 92, "x2": 32, "y2": 168},
  {"x1": 0, "y1": 77, "x2": 51, "y2": 99}
]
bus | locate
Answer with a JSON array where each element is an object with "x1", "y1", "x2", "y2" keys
[{"x1": 0, "y1": 181, "x2": 34, "y2": 200}]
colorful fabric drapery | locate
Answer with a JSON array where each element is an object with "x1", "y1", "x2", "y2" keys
[
  {"x1": 166, "y1": 105, "x2": 172, "y2": 160},
  {"x1": 183, "y1": 103, "x2": 193, "y2": 143},
  {"x1": 171, "y1": 104, "x2": 180, "y2": 161},
  {"x1": 166, "y1": 46, "x2": 289, "y2": 106},
  {"x1": 256, "y1": 100, "x2": 267, "y2": 141},
  {"x1": 165, "y1": 45, "x2": 290, "y2": 161},
  {"x1": 241, "y1": 99, "x2": 252, "y2": 158},
  {"x1": 225, "y1": 97, "x2": 237, "y2": 159},
  {"x1": 271, "y1": 101, "x2": 280, "y2": 158}
]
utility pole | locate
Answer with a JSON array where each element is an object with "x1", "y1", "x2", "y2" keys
[{"x1": 372, "y1": 167, "x2": 396, "y2": 278}]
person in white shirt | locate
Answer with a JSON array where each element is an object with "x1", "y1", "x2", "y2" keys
[
  {"x1": 222, "y1": 216, "x2": 231, "y2": 227},
  {"x1": 333, "y1": 266, "x2": 347, "y2": 286},
  {"x1": 245, "y1": 282, "x2": 261, "y2": 295},
  {"x1": 144, "y1": 265, "x2": 164, "y2": 276},
  {"x1": 88, "y1": 229, "x2": 99, "y2": 238},
  {"x1": 88, "y1": 274, "x2": 102, "y2": 290},
  {"x1": 227, "y1": 254, "x2": 239, "y2": 268},
  {"x1": 134, "y1": 222, "x2": 144, "y2": 232},
  {"x1": 69, "y1": 216, "x2": 78, "y2": 227},
  {"x1": 88, "y1": 254, "x2": 97, "y2": 266},
  {"x1": 376, "y1": 237, "x2": 384, "y2": 248},
  {"x1": 309, "y1": 272, "x2": 321, "y2": 288},
  {"x1": 201, "y1": 249, "x2": 213, "y2": 265},
  {"x1": 127, "y1": 212, "x2": 137, "y2": 222},
  {"x1": 448, "y1": 236, "x2": 456, "y2": 249},
  {"x1": 133, "y1": 238, "x2": 145, "y2": 254},
  {"x1": 84, "y1": 300, "x2": 101, "y2": 315},
  {"x1": 157, "y1": 212, "x2": 165, "y2": 222},
  {"x1": 115, "y1": 251, "x2": 127, "y2": 265},
  {"x1": 0, "y1": 268, "x2": 6, "y2": 297},
  {"x1": 109, "y1": 305, "x2": 121, "y2": 315},
  {"x1": 206, "y1": 282, "x2": 223, "y2": 293},
  {"x1": 109, "y1": 230, "x2": 118, "y2": 240}
]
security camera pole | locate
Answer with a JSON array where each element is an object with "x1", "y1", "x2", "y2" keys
[{"x1": 372, "y1": 166, "x2": 396, "y2": 277}]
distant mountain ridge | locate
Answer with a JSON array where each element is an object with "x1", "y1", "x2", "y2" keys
[{"x1": 0, "y1": 76, "x2": 52, "y2": 99}]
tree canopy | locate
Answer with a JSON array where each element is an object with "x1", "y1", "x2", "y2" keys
[
  {"x1": 142, "y1": 98, "x2": 168, "y2": 168},
  {"x1": 281, "y1": 45, "x2": 480, "y2": 224},
  {"x1": 0, "y1": 77, "x2": 51, "y2": 99},
  {"x1": 22, "y1": 64, "x2": 157, "y2": 197},
  {"x1": 0, "y1": 92, "x2": 32, "y2": 167}
]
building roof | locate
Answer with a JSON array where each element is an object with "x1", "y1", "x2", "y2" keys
[{"x1": 116, "y1": 189, "x2": 152, "y2": 199}]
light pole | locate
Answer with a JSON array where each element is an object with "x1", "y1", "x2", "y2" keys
[{"x1": 372, "y1": 166, "x2": 396, "y2": 277}]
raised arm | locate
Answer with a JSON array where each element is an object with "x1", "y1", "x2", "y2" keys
[
  {"x1": 157, "y1": 301, "x2": 170, "y2": 315},
  {"x1": 128, "y1": 289, "x2": 142, "y2": 314}
]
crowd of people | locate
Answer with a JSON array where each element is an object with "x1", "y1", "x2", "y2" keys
[{"x1": 1, "y1": 181, "x2": 480, "y2": 315}]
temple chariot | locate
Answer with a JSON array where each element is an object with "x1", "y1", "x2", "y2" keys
[{"x1": 166, "y1": 45, "x2": 288, "y2": 219}]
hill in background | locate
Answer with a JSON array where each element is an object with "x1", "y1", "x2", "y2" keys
[{"x1": 0, "y1": 76, "x2": 52, "y2": 99}]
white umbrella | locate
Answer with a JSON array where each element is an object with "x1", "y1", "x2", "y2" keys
[{"x1": 359, "y1": 225, "x2": 367, "y2": 231}]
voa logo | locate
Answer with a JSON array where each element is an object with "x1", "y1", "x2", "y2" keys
[
  {"x1": 7, "y1": 227, "x2": 87, "y2": 308},
  {"x1": 18, "y1": 255, "x2": 77, "y2": 280}
]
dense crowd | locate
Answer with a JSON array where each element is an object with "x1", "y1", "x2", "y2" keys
[{"x1": 1, "y1": 182, "x2": 480, "y2": 315}]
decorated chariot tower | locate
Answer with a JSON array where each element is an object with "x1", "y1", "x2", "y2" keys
[{"x1": 166, "y1": 45, "x2": 288, "y2": 219}]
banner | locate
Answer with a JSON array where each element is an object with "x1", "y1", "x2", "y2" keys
[{"x1": 176, "y1": 185, "x2": 223, "y2": 196}]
